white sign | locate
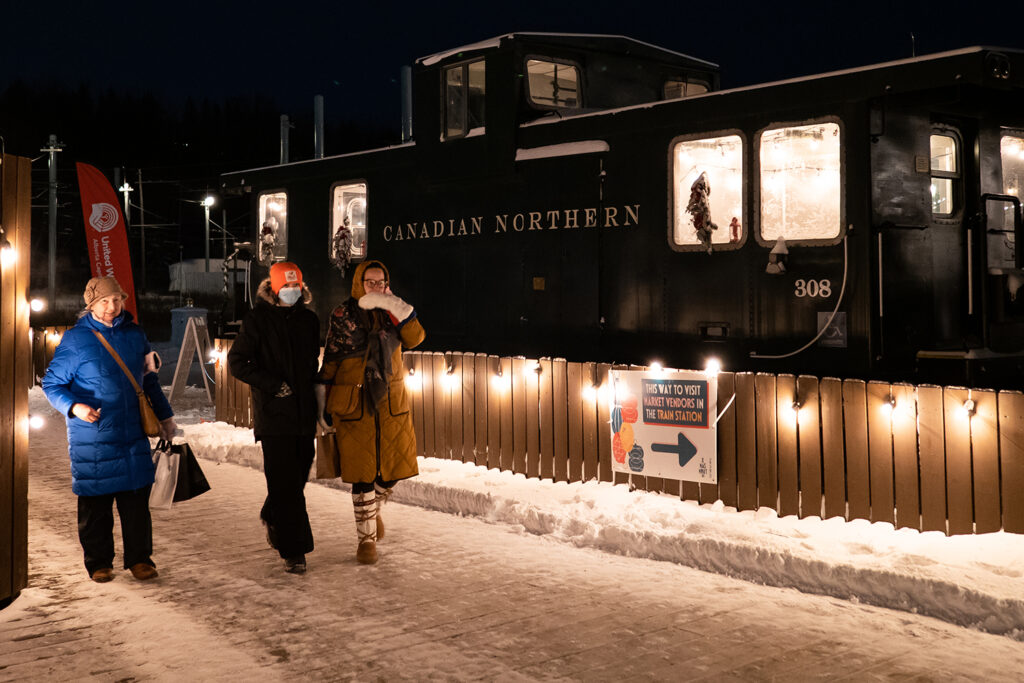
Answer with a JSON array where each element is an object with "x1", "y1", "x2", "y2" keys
[{"x1": 609, "y1": 369, "x2": 718, "y2": 484}]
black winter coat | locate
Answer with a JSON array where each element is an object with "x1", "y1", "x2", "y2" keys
[{"x1": 228, "y1": 282, "x2": 321, "y2": 439}]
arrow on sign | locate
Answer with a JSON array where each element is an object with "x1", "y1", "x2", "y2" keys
[{"x1": 652, "y1": 432, "x2": 698, "y2": 468}]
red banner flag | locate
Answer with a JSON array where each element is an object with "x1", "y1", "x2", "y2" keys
[{"x1": 76, "y1": 162, "x2": 138, "y2": 318}]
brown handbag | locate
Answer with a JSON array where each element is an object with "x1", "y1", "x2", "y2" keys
[
  {"x1": 92, "y1": 330, "x2": 162, "y2": 437},
  {"x1": 314, "y1": 427, "x2": 340, "y2": 479}
]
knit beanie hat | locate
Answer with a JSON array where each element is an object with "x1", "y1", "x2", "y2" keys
[
  {"x1": 83, "y1": 276, "x2": 127, "y2": 308},
  {"x1": 269, "y1": 262, "x2": 303, "y2": 295}
]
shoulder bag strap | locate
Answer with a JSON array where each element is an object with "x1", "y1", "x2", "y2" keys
[{"x1": 92, "y1": 330, "x2": 145, "y2": 395}]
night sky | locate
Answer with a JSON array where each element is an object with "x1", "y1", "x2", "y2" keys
[{"x1": 4, "y1": 0, "x2": 1023, "y2": 132}]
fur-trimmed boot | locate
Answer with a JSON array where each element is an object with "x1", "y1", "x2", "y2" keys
[
  {"x1": 353, "y1": 491, "x2": 378, "y2": 564},
  {"x1": 374, "y1": 483, "x2": 393, "y2": 541}
]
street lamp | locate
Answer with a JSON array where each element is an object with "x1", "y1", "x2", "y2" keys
[
  {"x1": 118, "y1": 182, "x2": 133, "y2": 226},
  {"x1": 203, "y1": 195, "x2": 215, "y2": 272}
]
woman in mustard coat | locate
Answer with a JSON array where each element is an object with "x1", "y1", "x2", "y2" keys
[{"x1": 317, "y1": 260, "x2": 425, "y2": 564}]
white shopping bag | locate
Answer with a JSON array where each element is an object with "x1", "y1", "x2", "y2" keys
[{"x1": 150, "y1": 445, "x2": 180, "y2": 510}]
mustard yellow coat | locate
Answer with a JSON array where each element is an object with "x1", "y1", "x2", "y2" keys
[{"x1": 318, "y1": 261, "x2": 425, "y2": 483}]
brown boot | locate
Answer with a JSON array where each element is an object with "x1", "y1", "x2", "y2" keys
[
  {"x1": 356, "y1": 540, "x2": 378, "y2": 564},
  {"x1": 129, "y1": 563, "x2": 159, "y2": 580},
  {"x1": 90, "y1": 567, "x2": 114, "y2": 583},
  {"x1": 353, "y1": 491, "x2": 378, "y2": 564}
]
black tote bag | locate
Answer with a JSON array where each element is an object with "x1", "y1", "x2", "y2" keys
[{"x1": 156, "y1": 440, "x2": 211, "y2": 502}]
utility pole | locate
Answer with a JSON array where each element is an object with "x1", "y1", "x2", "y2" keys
[
  {"x1": 280, "y1": 114, "x2": 292, "y2": 164},
  {"x1": 137, "y1": 168, "x2": 145, "y2": 292},
  {"x1": 41, "y1": 134, "x2": 63, "y2": 312}
]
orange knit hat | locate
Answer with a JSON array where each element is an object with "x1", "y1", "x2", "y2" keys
[{"x1": 269, "y1": 262, "x2": 303, "y2": 295}]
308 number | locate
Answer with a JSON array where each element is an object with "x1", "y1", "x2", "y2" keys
[{"x1": 794, "y1": 279, "x2": 832, "y2": 298}]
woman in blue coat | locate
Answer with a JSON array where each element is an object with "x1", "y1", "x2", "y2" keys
[{"x1": 42, "y1": 277, "x2": 176, "y2": 583}]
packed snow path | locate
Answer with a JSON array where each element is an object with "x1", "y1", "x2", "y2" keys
[{"x1": 3, "y1": 390, "x2": 1024, "y2": 680}]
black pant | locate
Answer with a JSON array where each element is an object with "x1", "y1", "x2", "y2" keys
[
  {"x1": 77, "y1": 485, "x2": 154, "y2": 574},
  {"x1": 260, "y1": 435, "x2": 315, "y2": 559}
]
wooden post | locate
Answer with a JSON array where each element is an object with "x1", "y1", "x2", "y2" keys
[
  {"x1": 891, "y1": 383, "x2": 921, "y2": 531},
  {"x1": 943, "y1": 386, "x2": 973, "y2": 535},
  {"x1": 797, "y1": 375, "x2": 822, "y2": 519},
  {"x1": 918, "y1": 385, "x2": 947, "y2": 533},
  {"x1": 842, "y1": 379, "x2": 870, "y2": 522},
  {"x1": 866, "y1": 381, "x2": 895, "y2": 525},
  {"x1": 1, "y1": 153, "x2": 32, "y2": 604},
  {"x1": 999, "y1": 391, "x2": 1024, "y2": 533}
]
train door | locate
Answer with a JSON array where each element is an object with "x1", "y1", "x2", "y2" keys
[
  {"x1": 980, "y1": 131, "x2": 1024, "y2": 353},
  {"x1": 877, "y1": 121, "x2": 974, "y2": 369}
]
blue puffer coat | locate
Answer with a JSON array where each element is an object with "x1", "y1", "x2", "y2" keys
[{"x1": 42, "y1": 311, "x2": 174, "y2": 496}]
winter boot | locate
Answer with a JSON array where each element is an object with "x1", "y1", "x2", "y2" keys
[
  {"x1": 353, "y1": 491, "x2": 378, "y2": 564},
  {"x1": 374, "y1": 483, "x2": 393, "y2": 541}
]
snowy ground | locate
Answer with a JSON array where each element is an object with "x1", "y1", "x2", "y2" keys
[
  {"x1": 166, "y1": 386, "x2": 1024, "y2": 639},
  {"x1": 5, "y1": 386, "x2": 1024, "y2": 681}
]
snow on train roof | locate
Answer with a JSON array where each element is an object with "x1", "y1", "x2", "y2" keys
[
  {"x1": 522, "y1": 45, "x2": 1020, "y2": 128},
  {"x1": 417, "y1": 32, "x2": 718, "y2": 69}
]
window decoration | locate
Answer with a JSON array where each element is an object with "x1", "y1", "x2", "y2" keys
[
  {"x1": 258, "y1": 192, "x2": 287, "y2": 266},
  {"x1": 330, "y1": 182, "x2": 367, "y2": 275},
  {"x1": 672, "y1": 134, "x2": 743, "y2": 250},
  {"x1": 759, "y1": 122, "x2": 842, "y2": 242}
]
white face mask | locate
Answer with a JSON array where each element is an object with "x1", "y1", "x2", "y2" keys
[{"x1": 278, "y1": 287, "x2": 302, "y2": 306}]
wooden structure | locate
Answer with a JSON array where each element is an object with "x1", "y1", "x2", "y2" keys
[
  {"x1": 169, "y1": 315, "x2": 213, "y2": 401},
  {"x1": 210, "y1": 338, "x2": 1024, "y2": 537},
  {"x1": 1, "y1": 154, "x2": 31, "y2": 606}
]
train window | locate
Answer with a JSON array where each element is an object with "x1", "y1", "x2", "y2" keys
[
  {"x1": 1000, "y1": 135, "x2": 1024, "y2": 227},
  {"x1": 526, "y1": 59, "x2": 580, "y2": 109},
  {"x1": 443, "y1": 59, "x2": 485, "y2": 139},
  {"x1": 257, "y1": 191, "x2": 288, "y2": 265},
  {"x1": 929, "y1": 133, "x2": 959, "y2": 216},
  {"x1": 663, "y1": 79, "x2": 709, "y2": 100},
  {"x1": 671, "y1": 134, "x2": 744, "y2": 250},
  {"x1": 759, "y1": 122, "x2": 842, "y2": 243},
  {"x1": 330, "y1": 182, "x2": 368, "y2": 266}
]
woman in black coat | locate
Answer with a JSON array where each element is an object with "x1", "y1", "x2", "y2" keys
[{"x1": 228, "y1": 262, "x2": 321, "y2": 574}]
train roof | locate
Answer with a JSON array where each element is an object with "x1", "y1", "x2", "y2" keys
[
  {"x1": 415, "y1": 32, "x2": 719, "y2": 71},
  {"x1": 521, "y1": 45, "x2": 1024, "y2": 126}
]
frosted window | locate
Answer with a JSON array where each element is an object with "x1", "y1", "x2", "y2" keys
[
  {"x1": 930, "y1": 133, "x2": 959, "y2": 216},
  {"x1": 527, "y1": 59, "x2": 580, "y2": 109},
  {"x1": 331, "y1": 183, "x2": 368, "y2": 264},
  {"x1": 759, "y1": 123, "x2": 842, "y2": 242},
  {"x1": 1001, "y1": 135, "x2": 1024, "y2": 229},
  {"x1": 672, "y1": 134, "x2": 744, "y2": 247},
  {"x1": 258, "y1": 192, "x2": 287, "y2": 265}
]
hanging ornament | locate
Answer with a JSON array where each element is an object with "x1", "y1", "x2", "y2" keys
[
  {"x1": 686, "y1": 171, "x2": 718, "y2": 254},
  {"x1": 330, "y1": 217, "x2": 354, "y2": 276},
  {"x1": 258, "y1": 216, "x2": 278, "y2": 266}
]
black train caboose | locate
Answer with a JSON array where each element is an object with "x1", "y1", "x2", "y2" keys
[{"x1": 222, "y1": 34, "x2": 1024, "y2": 389}]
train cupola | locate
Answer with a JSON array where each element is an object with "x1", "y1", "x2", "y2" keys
[{"x1": 410, "y1": 33, "x2": 719, "y2": 176}]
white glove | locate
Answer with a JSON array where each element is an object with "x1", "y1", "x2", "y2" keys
[
  {"x1": 314, "y1": 384, "x2": 332, "y2": 432},
  {"x1": 359, "y1": 292, "x2": 413, "y2": 321},
  {"x1": 158, "y1": 417, "x2": 179, "y2": 442}
]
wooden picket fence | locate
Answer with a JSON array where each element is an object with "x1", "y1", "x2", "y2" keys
[
  {"x1": 206, "y1": 341, "x2": 1023, "y2": 536},
  {"x1": 30, "y1": 326, "x2": 71, "y2": 385}
]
